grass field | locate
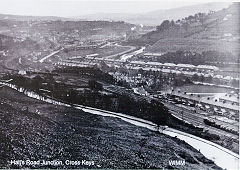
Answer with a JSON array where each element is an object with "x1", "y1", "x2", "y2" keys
[
  {"x1": 215, "y1": 71, "x2": 240, "y2": 78},
  {"x1": 147, "y1": 38, "x2": 239, "y2": 57},
  {"x1": 177, "y1": 84, "x2": 235, "y2": 94},
  {"x1": 58, "y1": 45, "x2": 131, "y2": 60}
]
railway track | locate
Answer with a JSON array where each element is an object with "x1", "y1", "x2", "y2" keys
[{"x1": 168, "y1": 106, "x2": 239, "y2": 139}]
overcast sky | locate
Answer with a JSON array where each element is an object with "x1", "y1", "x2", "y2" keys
[{"x1": 0, "y1": 0, "x2": 235, "y2": 17}]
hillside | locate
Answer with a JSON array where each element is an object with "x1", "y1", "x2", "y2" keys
[
  {"x1": 0, "y1": 86, "x2": 221, "y2": 169},
  {"x1": 79, "y1": 2, "x2": 231, "y2": 26},
  {"x1": 0, "y1": 19, "x2": 134, "y2": 56},
  {"x1": 0, "y1": 34, "x2": 39, "y2": 52},
  {"x1": 0, "y1": 13, "x2": 69, "y2": 21},
  {"x1": 132, "y1": 3, "x2": 240, "y2": 57},
  {"x1": 0, "y1": 20, "x2": 134, "y2": 38}
]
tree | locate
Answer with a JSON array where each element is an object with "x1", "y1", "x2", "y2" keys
[
  {"x1": 63, "y1": 48, "x2": 69, "y2": 53},
  {"x1": 198, "y1": 13, "x2": 206, "y2": 26},
  {"x1": 88, "y1": 80, "x2": 103, "y2": 91},
  {"x1": 192, "y1": 74, "x2": 199, "y2": 81},
  {"x1": 188, "y1": 15, "x2": 194, "y2": 21},
  {"x1": 170, "y1": 20, "x2": 175, "y2": 27},
  {"x1": 31, "y1": 75, "x2": 43, "y2": 90},
  {"x1": 183, "y1": 22, "x2": 190, "y2": 31},
  {"x1": 156, "y1": 20, "x2": 171, "y2": 32},
  {"x1": 231, "y1": 79, "x2": 239, "y2": 87},
  {"x1": 0, "y1": 38, "x2": 2, "y2": 50}
]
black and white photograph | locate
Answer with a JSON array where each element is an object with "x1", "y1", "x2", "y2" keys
[{"x1": 0, "y1": 0, "x2": 239, "y2": 169}]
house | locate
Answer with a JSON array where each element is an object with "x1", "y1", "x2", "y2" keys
[{"x1": 18, "y1": 70, "x2": 27, "y2": 75}]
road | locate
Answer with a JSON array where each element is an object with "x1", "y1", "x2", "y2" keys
[
  {"x1": 119, "y1": 46, "x2": 145, "y2": 61},
  {"x1": 0, "y1": 79, "x2": 13, "y2": 88},
  {"x1": 18, "y1": 57, "x2": 22, "y2": 64},
  {"x1": 39, "y1": 49, "x2": 62, "y2": 63}
]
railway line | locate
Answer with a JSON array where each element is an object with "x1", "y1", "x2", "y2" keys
[
  {"x1": 103, "y1": 85, "x2": 239, "y2": 139},
  {"x1": 166, "y1": 103, "x2": 239, "y2": 139},
  {"x1": 170, "y1": 103, "x2": 239, "y2": 131}
]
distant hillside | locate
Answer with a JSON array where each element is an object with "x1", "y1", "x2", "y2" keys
[
  {"x1": 0, "y1": 13, "x2": 69, "y2": 21},
  {"x1": 0, "y1": 34, "x2": 40, "y2": 55},
  {"x1": 0, "y1": 19, "x2": 135, "y2": 57},
  {"x1": 0, "y1": 19, "x2": 135, "y2": 52},
  {"x1": 78, "y1": 2, "x2": 231, "y2": 26},
  {"x1": 0, "y1": 34, "x2": 13, "y2": 50},
  {"x1": 132, "y1": 3, "x2": 240, "y2": 56},
  {"x1": 0, "y1": 19, "x2": 134, "y2": 38}
]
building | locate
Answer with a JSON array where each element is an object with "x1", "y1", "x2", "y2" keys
[{"x1": 18, "y1": 70, "x2": 27, "y2": 75}]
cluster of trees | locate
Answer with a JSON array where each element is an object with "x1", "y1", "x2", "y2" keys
[
  {"x1": 133, "y1": 69, "x2": 192, "y2": 90},
  {"x1": 115, "y1": 67, "x2": 193, "y2": 91},
  {"x1": 145, "y1": 50, "x2": 238, "y2": 65},
  {"x1": 192, "y1": 73, "x2": 239, "y2": 87},
  {"x1": 66, "y1": 91, "x2": 171, "y2": 126},
  {"x1": 53, "y1": 67, "x2": 116, "y2": 84},
  {"x1": 2, "y1": 74, "x2": 46, "y2": 92},
  {"x1": 182, "y1": 12, "x2": 206, "y2": 24},
  {"x1": 156, "y1": 20, "x2": 175, "y2": 32},
  {"x1": 88, "y1": 80, "x2": 103, "y2": 91},
  {"x1": 156, "y1": 12, "x2": 207, "y2": 32},
  {"x1": 192, "y1": 74, "x2": 211, "y2": 83},
  {"x1": 0, "y1": 38, "x2": 2, "y2": 50},
  {"x1": 4, "y1": 73, "x2": 170, "y2": 126}
]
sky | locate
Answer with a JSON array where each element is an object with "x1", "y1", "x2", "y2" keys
[{"x1": 0, "y1": 0, "x2": 235, "y2": 17}]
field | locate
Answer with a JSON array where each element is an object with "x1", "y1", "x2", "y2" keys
[
  {"x1": 176, "y1": 84, "x2": 236, "y2": 94},
  {"x1": 214, "y1": 64, "x2": 240, "y2": 78},
  {"x1": 219, "y1": 64, "x2": 240, "y2": 72},
  {"x1": 215, "y1": 71, "x2": 240, "y2": 78},
  {"x1": 53, "y1": 73, "x2": 89, "y2": 87},
  {"x1": 147, "y1": 38, "x2": 240, "y2": 57},
  {"x1": 54, "y1": 45, "x2": 132, "y2": 61}
]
